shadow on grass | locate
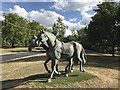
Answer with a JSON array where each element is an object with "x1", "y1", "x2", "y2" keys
[
  {"x1": 2, "y1": 71, "x2": 93, "y2": 89},
  {"x1": 85, "y1": 55, "x2": 119, "y2": 70},
  {"x1": 2, "y1": 71, "x2": 78, "y2": 89},
  {"x1": 2, "y1": 73, "x2": 50, "y2": 89}
]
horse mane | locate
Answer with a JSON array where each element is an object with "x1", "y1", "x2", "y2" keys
[
  {"x1": 44, "y1": 31, "x2": 56, "y2": 40},
  {"x1": 44, "y1": 31, "x2": 57, "y2": 47}
]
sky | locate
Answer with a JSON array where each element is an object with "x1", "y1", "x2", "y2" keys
[{"x1": 1, "y1": 0, "x2": 120, "y2": 36}]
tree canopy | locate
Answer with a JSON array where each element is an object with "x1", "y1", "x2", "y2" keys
[
  {"x1": 85, "y1": 2, "x2": 120, "y2": 56},
  {"x1": 2, "y1": 13, "x2": 43, "y2": 47},
  {"x1": 52, "y1": 17, "x2": 66, "y2": 41}
]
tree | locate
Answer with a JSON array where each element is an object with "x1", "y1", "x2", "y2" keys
[
  {"x1": 116, "y1": 3, "x2": 120, "y2": 52},
  {"x1": 28, "y1": 20, "x2": 42, "y2": 37},
  {"x1": 77, "y1": 28, "x2": 88, "y2": 48},
  {"x1": 71, "y1": 30, "x2": 78, "y2": 41},
  {"x1": 86, "y1": 2, "x2": 119, "y2": 56},
  {"x1": 2, "y1": 13, "x2": 29, "y2": 48},
  {"x1": 52, "y1": 17, "x2": 66, "y2": 41}
]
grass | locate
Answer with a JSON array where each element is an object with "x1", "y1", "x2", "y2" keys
[{"x1": 33, "y1": 70, "x2": 97, "y2": 88}]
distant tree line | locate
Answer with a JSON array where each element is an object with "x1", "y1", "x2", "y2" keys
[
  {"x1": 2, "y1": 13, "x2": 48, "y2": 48},
  {"x1": 2, "y1": 2, "x2": 120, "y2": 56}
]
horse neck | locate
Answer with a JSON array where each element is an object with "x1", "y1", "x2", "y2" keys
[
  {"x1": 47, "y1": 38, "x2": 55, "y2": 48},
  {"x1": 40, "y1": 44, "x2": 49, "y2": 51},
  {"x1": 45, "y1": 31, "x2": 57, "y2": 47}
]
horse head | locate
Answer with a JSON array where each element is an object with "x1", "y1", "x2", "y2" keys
[
  {"x1": 28, "y1": 35, "x2": 38, "y2": 51},
  {"x1": 36, "y1": 30, "x2": 56, "y2": 48}
]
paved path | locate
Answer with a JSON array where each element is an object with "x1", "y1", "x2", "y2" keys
[{"x1": 1, "y1": 50, "x2": 46, "y2": 63}]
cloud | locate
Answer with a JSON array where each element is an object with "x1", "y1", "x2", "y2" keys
[
  {"x1": 0, "y1": 11, "x2": 5, "y2": 21},
  {"x1": 7, "y1": 5, "x2": 65, "y2": 28},
  {"x1": 27, "y1": 10, "x2": 65, "y2": 27},
  {"x1": 9, "y1": 5, "x2": 28, "y2": 19},
  {"x1": 69, "y1": 18, "x2": 77, "y2": 22},
  {"x1": 52, "y1": 0, "x2": 103, "y2": 25},
  {"x1": 2, "y1": 5, "x2": 83, "y2": 36},
  {"x1": 2, "y1": 0, "x2": 119, "y2": 2},
  {"x1": 63, "y1": 20, "x2": 85, "y2": 30}
]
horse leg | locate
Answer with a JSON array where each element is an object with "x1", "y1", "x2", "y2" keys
[
  {"x1": 65, "y1": 58, "x2": 73, "y2": 77},
  {"x1": 65, "y1": 61, "x2": 70, "y2": 72},
  {"x1": 78, "y1": 56, "x2": 85, "y2": 72},
  {"x1": 70, "y1": 59, "x2": 73, "y2": 72},
  {"x1": 77, "y1": 49, "x2": 85, "y2": 72},
  {"x1": 79, "y1": 61, "x2": 85, "y2": 72},
  {"x1": 48, "y1": 59, "x2": 58, "y2": 82},
  {"x1": 65, "y1": 59, "x2": 73, "y2": 72},
  {"x1": 51, "y1": 59, "x2": 60, "y2": 75},
  {"x1": 56, "y1": 64, "x2": 61, "y2": 75},
  {"x1": 69, "y1": 58, "x2": 73, "y2": 72},
  {"x1": 65, "y1": 58, "x2": 72, "y2": 72},
  {"x1": 44, "y1": 57, "x2": 51, "y2": 73}
]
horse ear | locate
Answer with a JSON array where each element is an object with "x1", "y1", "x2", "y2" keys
[
  {"x1": 41, "y1": 29, "x2": 44, "y2": 33},
  {"x1": 33, "y1": 35, "x2": 37, "y2": 39}
]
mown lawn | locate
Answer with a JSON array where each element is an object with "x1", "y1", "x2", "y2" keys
[{"x1": 32, "y1": 70, "x2": 97, "y2": 88}]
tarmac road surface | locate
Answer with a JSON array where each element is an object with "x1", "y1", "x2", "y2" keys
[{"x1": 1, "y1": 50, "x2": 46, "y2": 63}]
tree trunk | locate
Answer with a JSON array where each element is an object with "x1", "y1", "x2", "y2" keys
[
  {"x1": 25, "y1": 41, "x2": 28, "y2": 47},
  {"x1": 12, "y1": 36, "x2": 15, "y2": 48},
  {"x1": 12, "y1": 42, "x2": 15, "y2": 48},
  {"x1": 112, "y1": 43, "x2": 115, "y2": 57}
]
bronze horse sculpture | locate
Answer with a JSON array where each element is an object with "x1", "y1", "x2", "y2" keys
[{"x1": 28, "y1": 30, "x2": 87, "y2": 82}]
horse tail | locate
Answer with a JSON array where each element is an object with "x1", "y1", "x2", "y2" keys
[
  {"x1": 81, "y1": 48, "x2": 87, "y2": 64},
  {"x1": 72, "y1": 41, "x2": 87, "y2": 64}
]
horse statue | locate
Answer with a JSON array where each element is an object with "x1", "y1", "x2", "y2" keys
[{"x1": 28, "y1": 30, "x2": 87, "y2": 82}]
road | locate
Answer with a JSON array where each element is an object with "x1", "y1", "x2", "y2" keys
[{"x1": 1, "y1": 50, "x2": 46, "y2": 63}]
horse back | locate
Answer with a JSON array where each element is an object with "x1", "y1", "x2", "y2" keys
[{"x1": 61, "y1": 42, "x2": 75, "y2": 56}]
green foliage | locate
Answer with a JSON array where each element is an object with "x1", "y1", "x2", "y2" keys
[
  {"x1": 63, "y1": 30, "x2": 78, "y2": 43},
  {"x1": 2, "y1": 13, "x2": 43, "y2": 47},
  {"x1": 71, "y1": 30, "x2": 78, "y2": 41},
  {"x1": 77, "y1": 28, "x2": 89, "y2": 48},
  {"x1": 85, "y1": 2, "x2": 120, "y2": 56},
  {"x1": 52, "y1": 17, "x2": 66, "y2": 41},
  {"x1": 117, "y1": 3, "x2": 120, "y2": 47},
  {"x1": 2, "y1": 13, "x2": 29, "y2": 47},
  {"x1": 28, "y1": 20, "x2": 42, "y2": 37}
]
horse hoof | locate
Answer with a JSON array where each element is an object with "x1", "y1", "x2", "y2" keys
[
  {"x1": 58, "y1": 72, "x2": 61, "y2": 75},
  {"x1": 80, "y1": 69, "x2": 85, "y2": 72},
  {"x1": 70, "y1": 70, "x2": 73, "y2": 73},
  {"x1": 48, "y1": 70, "x2": 51, "y2": 73},
  {"x1": 65, "y1": 74, "x2": 68, "y2": 77},
  {"x1": 83, "y1": 69, "x2": 85, "y2": 72},
  {"x1": 47, "y1": 78, "x2": 51, "y2": 83}
]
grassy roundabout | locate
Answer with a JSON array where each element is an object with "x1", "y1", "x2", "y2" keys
[{"x1": 32, "y1": 70, "x2": 97, "y2": 88}]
